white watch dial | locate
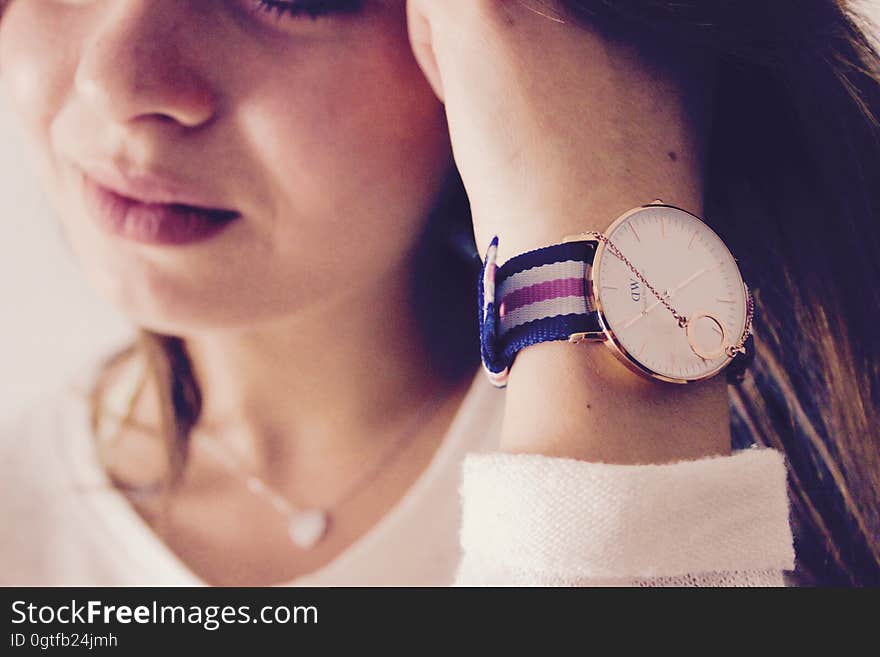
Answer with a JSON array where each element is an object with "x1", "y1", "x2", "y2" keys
[{"x1": 593, "y1": 204, "x2": 748, "y2": 381}]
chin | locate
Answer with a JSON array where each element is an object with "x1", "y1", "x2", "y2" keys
[{"x1": 87, "y1": 265, "x2": 274, "y2": 337}]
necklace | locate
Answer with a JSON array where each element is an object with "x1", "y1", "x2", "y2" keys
[
  {"x1": 194, "y1": 386, "x2": 447, "y2": 550},
  {"x1": 98, "y1": 351, "x2": 451, "y2": 551}
]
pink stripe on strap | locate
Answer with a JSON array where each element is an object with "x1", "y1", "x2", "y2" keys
[{"x1": 500, "y1": 277, "x2": 584, "y2": 316}]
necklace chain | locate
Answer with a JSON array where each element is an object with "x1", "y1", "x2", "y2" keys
[{"x1": 195, "y1": 384, "x2": 449, "y2": 541}]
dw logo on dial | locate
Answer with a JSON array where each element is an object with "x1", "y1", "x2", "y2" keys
[{"x1": 629, "y1": 278, "x2": 641, "y2": 302}]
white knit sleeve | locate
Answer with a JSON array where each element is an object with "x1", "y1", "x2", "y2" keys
[{"x1": 453, "y1": 447, "x2": 796, "y2": 586}]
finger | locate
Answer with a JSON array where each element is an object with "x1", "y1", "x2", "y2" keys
[{"x1": 405, "y1": 0, "x2": 444, "y2": 102}]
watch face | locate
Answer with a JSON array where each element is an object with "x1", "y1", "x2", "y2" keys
[{"x1": 592, "y1": 203, "x2": 749, "y2": 382}]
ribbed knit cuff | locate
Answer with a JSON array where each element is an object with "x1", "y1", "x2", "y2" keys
[{"x1": 459, "y1": 447, "x2": 795, "y2": 580}]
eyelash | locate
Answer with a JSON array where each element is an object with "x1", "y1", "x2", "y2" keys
[{"x1": 252, "y1": 0, "x2": 364, "y2": 21}]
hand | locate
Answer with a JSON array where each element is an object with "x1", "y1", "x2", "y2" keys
[{"x1": 406, "y1": 0, "x2": 705, "y2": 263}]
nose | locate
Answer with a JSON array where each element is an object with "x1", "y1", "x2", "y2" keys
[{"x1": 73, "y1": 1, "x2": 217, "y2": 128}]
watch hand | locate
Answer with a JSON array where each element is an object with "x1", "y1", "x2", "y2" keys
[
  {"x1": 620, "y1": 266, "x2": 710, "y2": 330},
  {"x1": 661, "y1": 262, "x2": 723, "y2": 306},
  {"x1": 621, "y1": 304, "x2": 656, "y2": 330}
]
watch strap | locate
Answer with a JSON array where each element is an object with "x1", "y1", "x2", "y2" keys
[{"x1": 479, "y1": 236, "x2": 602, "y2": 387}]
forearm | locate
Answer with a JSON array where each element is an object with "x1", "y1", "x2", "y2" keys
[
  {"x1": 498, "y1": 339, "x2": 732, "y2": 464},
  {"x1": 486, "y1": 29, "x2": 724, "y2": 465},
  {"x1": 489, "y1": 118, "x2": 726, "y2": 464}
]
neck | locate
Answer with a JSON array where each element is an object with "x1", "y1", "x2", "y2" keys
[{"x1": 137, "y1": 250, "x2": 473, "y2": 483}]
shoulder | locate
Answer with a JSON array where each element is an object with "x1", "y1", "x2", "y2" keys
[
  {"x1": 0, "y1": 346, "x2": 134, "y2": 582},
  {"x1": 0, "y1": 382, "x2": 83, "y2": 582},
  {"x1": 0, "y1": 341, "x2": 139, "y2": 481},
  {"x1": 0, "y1": 385, "x2": 72, "y2": 485}
]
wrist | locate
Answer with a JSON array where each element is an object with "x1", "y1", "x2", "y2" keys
[{"x1": 498, "y1": 340, "x2": 733, "y2": 465}]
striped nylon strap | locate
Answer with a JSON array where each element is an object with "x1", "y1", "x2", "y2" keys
[{"x1": 478, "y1": 235, "x2": 603, "y2": 387}]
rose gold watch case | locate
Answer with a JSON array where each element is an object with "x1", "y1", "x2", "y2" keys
[{"x1": 565, "y1": 200, "x2": 750, "y2": 384}]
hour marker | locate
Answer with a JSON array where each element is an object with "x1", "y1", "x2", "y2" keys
[
  {"x1": 661, "y1": 218, "x2": 667, "y2": 238},
  {"x1": 716, "y1": 297, "x2": 734, "y2": 303},
  {"x1": 601, "y1": 285, "x2": 619, "y2": 290},
  {"x1": 630, "y1": 224, "x2": 642, "y2": 242},
  {"x1": 637, "y1": 340, "x2": 648, "y2": 354},
  {"x1": 688, "y1": 231, "x2": 697, "y2": 249}
]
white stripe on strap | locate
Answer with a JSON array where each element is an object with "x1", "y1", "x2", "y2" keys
[
  {"x1": 500, "y1": 295, "x2": 588, "y2": 336},
  {"x1": 496, "y1": 260, "x2": 587, "y2": 300}
]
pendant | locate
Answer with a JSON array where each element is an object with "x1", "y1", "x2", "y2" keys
[{"x1": 288, "y1": 508, "x2": 329, "y2": 550}]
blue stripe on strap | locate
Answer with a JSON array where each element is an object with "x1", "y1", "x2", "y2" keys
[
  {"x1": 500, "y1": 312, "x2": 604, "y2": 367},
  {"x1": 495, "y1": 240, "x2": 596, "y2": 286}
]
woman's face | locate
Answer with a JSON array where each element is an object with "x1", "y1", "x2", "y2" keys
[{"x1": 0, "y1": 0, "x2": 452, "y2": 332}]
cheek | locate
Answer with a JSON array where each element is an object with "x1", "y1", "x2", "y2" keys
[
  {"x1": 0, "y1": 2, "x2": 78, "y2": 145},
  {"x1": 239, "y1": 30, "x2": 452, "y2": 260}
]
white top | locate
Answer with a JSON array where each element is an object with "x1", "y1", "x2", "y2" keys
[{"x1": 0, "y1": 346, "x2": 796, "y2": 587}]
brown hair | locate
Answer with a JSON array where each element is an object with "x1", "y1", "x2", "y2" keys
[{"x1": 6, "y1": 0, "x2": 873, "y2": 585}]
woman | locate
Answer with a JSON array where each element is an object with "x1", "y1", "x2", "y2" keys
[{"x1": 0, "y1": 0, "x2": 876, "y2": 586}]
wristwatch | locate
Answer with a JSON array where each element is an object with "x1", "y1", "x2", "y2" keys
[{"x1": 478, "y1": 200, "x2": 755, "y2": 387}]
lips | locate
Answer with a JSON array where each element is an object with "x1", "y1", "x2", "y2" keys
[
  {"x1": 77, "y1": 165, "x2": 242, "y2": 246},
  {"x1": 77, "y1": 161, "x2": 239, "y2": 210}
]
